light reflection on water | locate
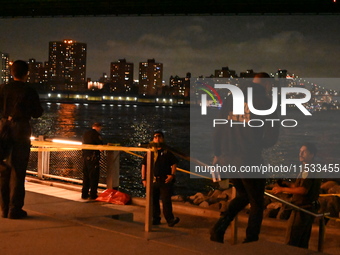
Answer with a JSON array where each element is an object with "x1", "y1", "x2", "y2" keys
[
  {"x1": 191, "y1": 107, "x2": 340, "y2": 180},
  {"x1": 31, "y1": 103, "x2": 340, "y2": 196},
  {"x1": 31, "y1": 103, "x2": 210, "y2": 197}
]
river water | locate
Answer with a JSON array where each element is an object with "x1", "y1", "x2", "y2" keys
[{"x1": 30, "y1": 102, "x2": 340, "y2": 196}]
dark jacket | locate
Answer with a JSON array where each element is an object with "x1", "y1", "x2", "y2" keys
[
  {"x1": 0, "y1": 81, "x2": 43, "y2": 121},
  {"x1": 142, "y1": 149, "x2": 178, "y2": 177},
  {"x1": 82, "y1": 129, "x2": 103, "y2": 157},
  {"x1": 0, "y1": 81, "x2": 43, "y2": 141}
]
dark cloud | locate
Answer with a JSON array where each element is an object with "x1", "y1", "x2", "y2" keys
[{"x1": 1, "y1": 15, "x2": 339, "y2": 89}]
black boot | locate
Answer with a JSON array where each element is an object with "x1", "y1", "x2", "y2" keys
[{"x1": 210, "y1": 216, "x2": 232, "y2": 243}]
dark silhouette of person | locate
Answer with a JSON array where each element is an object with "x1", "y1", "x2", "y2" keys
[
  {"x1": 0, "y1": 60, "x2": 43, "y2": 219},
  {"x1": 210, "y1": 73, "x2": 279, "y2": 243},
  {"x1": 81, "y1": 122, "x2": 103, "y2": 199},
  {"x1": 272, "y1": 143, "x2": 321, "y2": 249}
]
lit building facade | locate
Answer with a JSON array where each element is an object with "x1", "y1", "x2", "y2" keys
[
  {"x1": 110, "y1": 59, "x2": 134, "y2": 93},
  {"x1": 48, "y1": 39, "x2": 87, "y2": 91},
  {"x1": 168, "y1": 72, "x2": 190, "y2": 97},
  {"x1": 0, "y1": 52, "x2": 10, "y2": 84},
  {"x1": 27, "y1": 58, "x2": 47, "y2": 84},
  {"x1": 139, "y1": 58, "x2": 163, "y2": 96}
]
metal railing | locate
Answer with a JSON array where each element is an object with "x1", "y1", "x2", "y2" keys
[
  {"x1": 264, "y1": 191, "x2": 330, "y2": 252},
  {"x1": 28, "y1": 138, "x2": 332, "y2": 249},
  {"x1": 29, "y1": 137, "x2": 155, "y2": 231}
]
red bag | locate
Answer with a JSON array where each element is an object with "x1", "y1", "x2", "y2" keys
[{"x1": 96, "y1": 189, "x2": 131, "y2": 205}]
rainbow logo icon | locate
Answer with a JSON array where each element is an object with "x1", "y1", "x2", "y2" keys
[{"x1": 196, "y1": 81, "x2": 223, "y2": 107}]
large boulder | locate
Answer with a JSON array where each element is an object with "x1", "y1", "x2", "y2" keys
[
  {"x1": 276, "y1": 206, "x2": 292, "y2": 220},
  {"x1": 189, "y1": 192, "x2": 208, "y2": 205},
  {"x1": 318, "y1": 196, "x2": 340, "y2": 218},
  {"x1": 171, "y1": 195, "x2": 185, "y2": 202},
  {"x1": 199, "y1": 201, "x2": 210, "y2": 208},
  {"x1": 320, "y1": 181, "x2": 338, "y2": 193},
  {"x1": 328, "y1": 185, "x2": 340, "y2": 194},
  {"x1": 208, "y1": 202, "x2": 221, "y2": 210},
  {"x1": 207, "y1": 189, "x2": 222, "y2": 198}
]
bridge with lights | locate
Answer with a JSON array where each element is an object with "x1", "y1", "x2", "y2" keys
[{"x1": 280, "y1": 73, "x2": 339, "y2": 111}]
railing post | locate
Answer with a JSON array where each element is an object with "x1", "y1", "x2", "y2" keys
[
  {"x1": 264, "y1": 192, "x2": 330, "y2": 252},
  {"x1": 318, "y1": 216, "x2": 326, "y2": 252},
  {"x1": 37, "y1": 135, "x2": 49, "y2": 179},
  {"x1": 106, "y1": 151, "x2": 120, "y2": 189},
  {"x1": 230, "y1": 186, "x2": 238, "y2": 244},
  {"x1": 145, "y1": 149, "x2": 153, "y2": 232}
]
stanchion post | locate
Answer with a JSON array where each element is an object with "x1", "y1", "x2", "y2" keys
[
  {"x1": 230, "y1": 186, "x2": 238, "y2": 244},
  {"x1": 37, "y1": 135, "x2": 44, "y2": 178},
  {"x1": 106, "y1": 151, "x2": 120, "y2": 189},
  {"x1": 318, "y1": 216, "x2": 326, "y2": 252},
  {"x1": 145, "y1": 149, "x2": 153, "y2": 232}
]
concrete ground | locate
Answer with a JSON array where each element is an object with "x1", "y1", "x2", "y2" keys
[{"x1": 0, "y1": 177, "x2": 338, "y2": 255}]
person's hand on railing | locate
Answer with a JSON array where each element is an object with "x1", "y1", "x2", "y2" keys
[{"x1": 272, "y1": 186, "x2": 284, "y2": 194}]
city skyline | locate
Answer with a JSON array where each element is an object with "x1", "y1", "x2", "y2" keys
[{"x1": 1, "y1": 15, "x2": 340, "y2": 89}]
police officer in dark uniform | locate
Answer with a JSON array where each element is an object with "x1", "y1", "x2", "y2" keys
[
  {"x1": 81, "y1": 122, "x2": 103, "y2": 199},
  {"x1": 141, "y1": 131, "x2": 180, "y2": 227}
]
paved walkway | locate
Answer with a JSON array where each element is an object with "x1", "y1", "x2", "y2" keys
[{"x1": 0, "y1": 178, "x2": 337, "y2": 255}]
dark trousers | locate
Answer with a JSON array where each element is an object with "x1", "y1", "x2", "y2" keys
[
  {"x1": 82, "y1": 156, "x2": 100, "y2": 198},
  {"x1": 152, "y1": 180, "x2": 174, "y2": 223},
  {"x1": 221, "y1": 178, "x2": 266, "y2": 241},
  {"x1": 0, "y1": 141, "x2": 31, "y2": 215},
  {"x1": 285, "y1": 210, "x2": 314, "y2": 248}
]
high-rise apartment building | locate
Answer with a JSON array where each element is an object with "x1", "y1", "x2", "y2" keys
[
  {"x1": 48, "y1": 39, "x2": 87, "y2": 91},
  {"x1": 0, "y1": 52, "x2": 10, "y2": 84},
  {"x1": 139, "y1": 59, "x2": 163, "y2": 96},
  {"x1": 28, "y1": 58, "x2": 47, "y2": 84},
  {"x1": 168, "y1": 72, "x2": 190, "y2": 97},
  {"x1": 110, "y1": 59, "x2": 134, "y2": 93}
]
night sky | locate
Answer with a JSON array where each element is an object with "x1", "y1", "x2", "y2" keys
[{"x1": 1, "y1": 15, "x2": 340, "y2": 89}]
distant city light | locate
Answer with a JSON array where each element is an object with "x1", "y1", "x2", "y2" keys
[
  {"x1": 88, "y1": 81, "x2": 103, "y2": 90},
  {"x1": 64, "y1": 39, "x2": 74, "y2": 44}
]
